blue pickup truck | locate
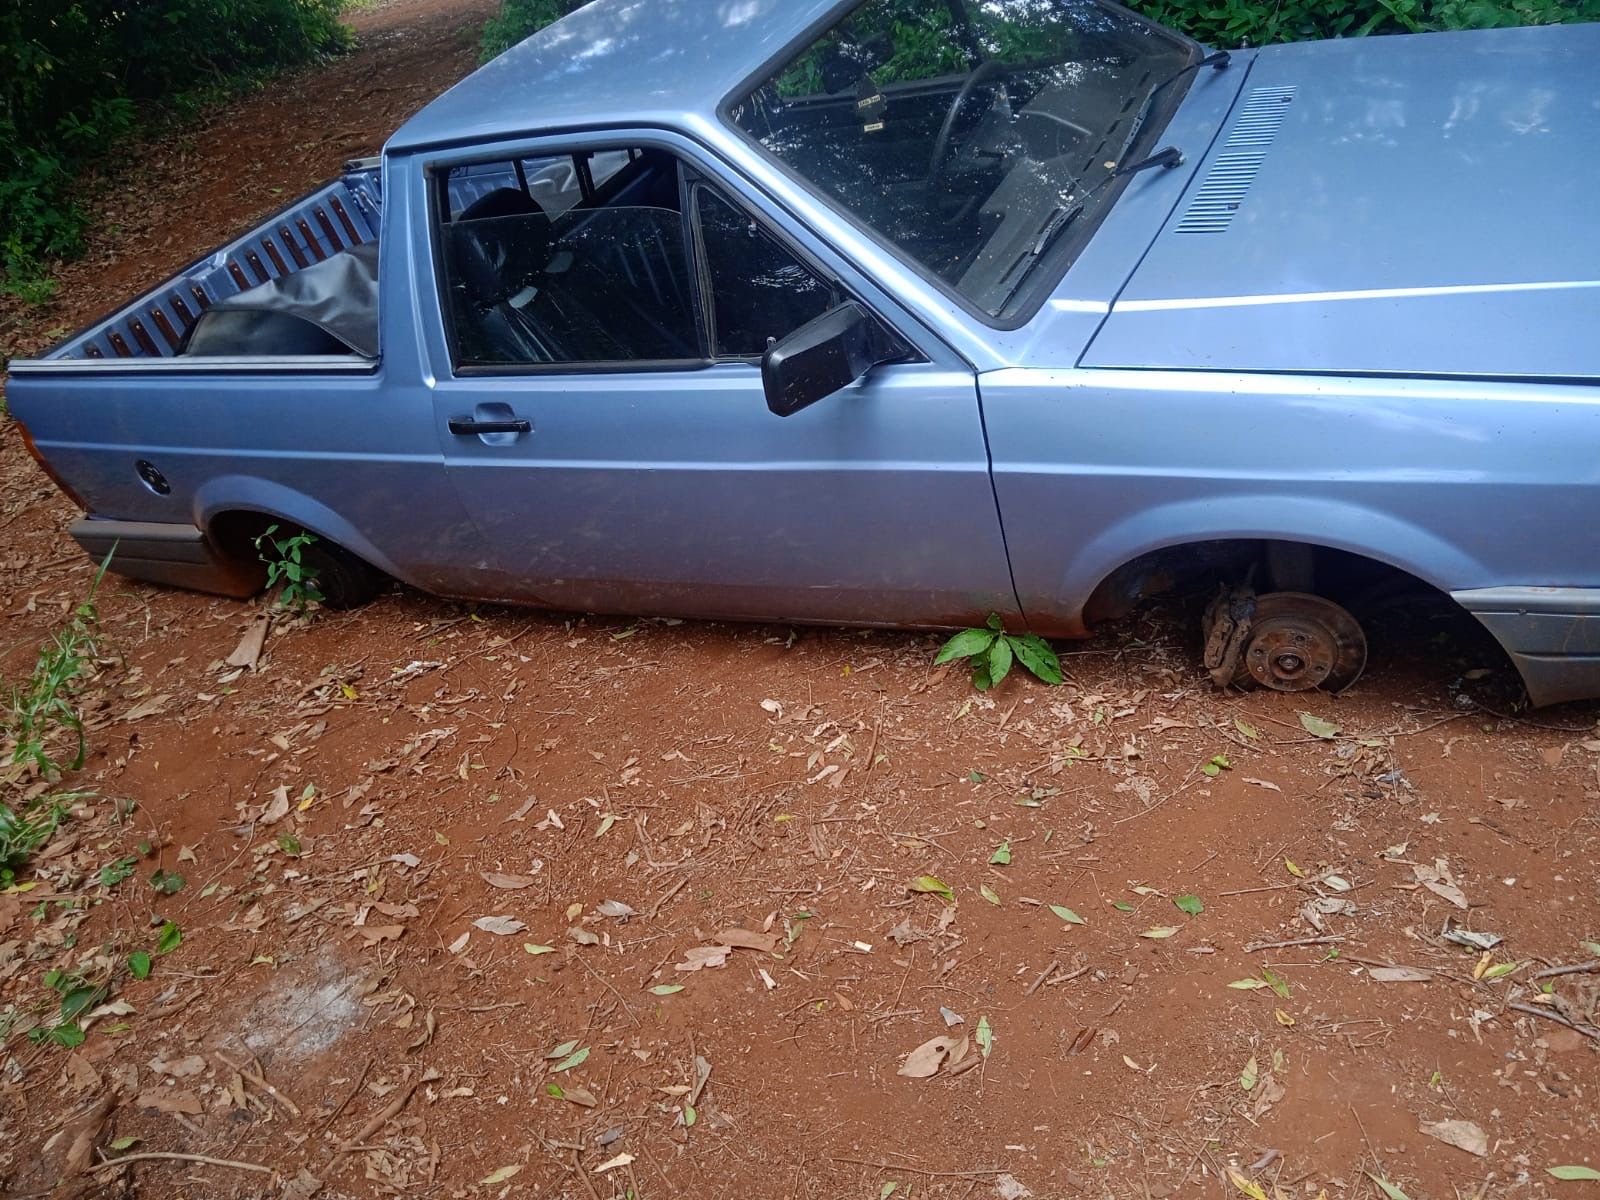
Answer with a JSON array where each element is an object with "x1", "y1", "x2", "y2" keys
[{"x1": 8, "y1": 0, "x2": 1600, "y2": 704}]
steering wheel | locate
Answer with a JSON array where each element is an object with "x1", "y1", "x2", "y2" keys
[{"x1": 928, "y1": 59, "x2": 1010, "y2": 183}]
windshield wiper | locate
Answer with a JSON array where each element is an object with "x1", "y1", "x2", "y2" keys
[
  {"x1": 1124, "y1": 48, "x2": 1231, "y2": 153},
  {"x1": 996, "y1": 204, "x2": 1084, "y2": 308}
]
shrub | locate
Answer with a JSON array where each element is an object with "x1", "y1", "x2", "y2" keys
[
  {"x1": 1127, "y1": 0, "x2": 1600, "y2": 47},
  {"x1": 0, "y1": 1, "x2": 352, "y2": 299},
  {"x1": 479, "y1": 0, "x2": 586, "y2": 61}
]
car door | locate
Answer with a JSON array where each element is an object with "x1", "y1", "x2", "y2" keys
[{"x1": 421, "y1": 136, "x2": 1017, "y2": 628}]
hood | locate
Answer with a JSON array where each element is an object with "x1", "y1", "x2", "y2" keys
[{"x1": 1084, "y1": 22, "x2": 1600, "y2": 381}]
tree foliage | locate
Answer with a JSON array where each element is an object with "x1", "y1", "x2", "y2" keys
[
  {"x1": 479, "y1": 0, "x2": 587, "y2": 60},
  {"x1": 1, "y1": 0, "x2": 350, "y2": 300},
  {"x1": 1128, "y1": 0, "x2": 1600, "y2": 46}
]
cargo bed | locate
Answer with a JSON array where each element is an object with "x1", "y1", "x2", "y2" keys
[{"x1": 19, "y1": 160, "x2": 383, "y2": 369}]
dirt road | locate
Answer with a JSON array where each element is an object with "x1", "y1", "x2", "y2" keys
[{"x1": 1, "y1": 3, "x2": 1597, "y2": 1196}]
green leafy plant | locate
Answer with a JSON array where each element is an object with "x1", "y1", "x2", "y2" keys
[
  {"x1": 0, "y1": 798, "x2": 69, "y2": 889},
  {"x1": 255, "y1": 523, "x2": 324, "y2": 611},
  {"x1": 935, "y1": 614, "x2": 1062, "y2": 691},
  {"x1": 26, "y1": 967, "x2": 105, "y2": 1048},
  {"x1": 4, "y1": 564, "x2": 104, "y2": 779}
]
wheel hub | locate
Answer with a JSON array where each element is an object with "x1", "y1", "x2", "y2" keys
[{"x1": 1240, "y1": 592, "x2": 1367, "y2": 694}]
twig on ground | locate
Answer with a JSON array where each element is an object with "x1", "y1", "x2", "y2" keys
[
  {"x1": 648, "y1": 875, "x2": 688, "y2": 919},
  {"x1": 831, "y1": 1157, "x2": 1008, "y2": 1179},
  {"x1": 336, "y1": 1072, "x2": 426, "y2": 1154},
  {"x1": 1245, "y1": 936, "x2": 1345, "y2": 953},
  {"x1": 1112, "y1": 772, "x2": 1200, "y2": 825},
  {"x1": 1024, "y1": 960, "x2": 1059, "y2": 997},
  {"x1": 217, "y1": 1053, "x2": 301, "y2": 1118},
  {"x1": 1508, "y1": 1001, "x2": 1600, "y2": 1040},
  {"x1": 573, "y1": 951, "x2": 635, "y2": 1022},
  {"x1": 94, "y1": 1151, "x2": 272, "y2": 1176},
  {"x1": 1532, "y1": 960, "x2": 1600, "y2": 980},
  {"x1": 318, "y1": 1055, "x2": 374, "y2": 1133}
]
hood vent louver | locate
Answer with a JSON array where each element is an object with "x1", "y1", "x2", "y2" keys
[{"x1": 1174, "y1": 85, "x2": 1297, "y2": 234}]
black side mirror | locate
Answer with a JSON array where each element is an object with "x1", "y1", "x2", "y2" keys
[{"x1": 761, "y1": 302, "x2": 900, "y2": 417}]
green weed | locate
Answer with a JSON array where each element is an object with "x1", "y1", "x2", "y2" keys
[
  {"x1": 936, "y1": 614, "x2": 1063, "y2": 691},
  {"x1": 255, "y1": 523, "x2": 323, "y2": 612},
  {"x1": 4, "y1": 558, "x2": 107, "y2": 780}
]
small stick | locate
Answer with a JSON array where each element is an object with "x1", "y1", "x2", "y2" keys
[
  {"x1": 831, "y1": 1157, "x2": 1009, "y2": 1179},
  {"x1": 1245, "y1": 935, "x2": 1344, "y2": 953},
  {"x1": 217, "y1": 1054, "x2": 301, "y2": 1118},
  {"x1": 1508, "y1": 1001, "x2": 1600, "y2": 1040},
  {"x1": 337, "y1": 1074, "x2": 423, "y2": 1153},
  {"x1": 1112, "y1": 774, "x2": 1199, "y2": 825},
  {"x1": 319, "y1": 1055, "x2": 374, "y2": 1133},
  {"x1": 573, "y1": 952, "x2": 635, "y2": 1021},
  {"x1": 1220, "y1": 883, "x2": 1301, "y2": 897},
  {"x1": 1024, "y1": 960, "x2": 1060, "y2": 997},
  {"x1": 1349, "y1": 1102, "x2": 1385, "y2": 1175},
  {"x1": 94, "y1": 1151, "x2": 272, "y2": 1176},
  {"x1": 1532, "y1": 960, "x2": 1600, "y2": 980},
  {"x1": 571, "y1": 1150, "x2": 604, "y2": 1200},
  {"x1": 648, "y1": 876, "x2": 688, "y2": 919}
]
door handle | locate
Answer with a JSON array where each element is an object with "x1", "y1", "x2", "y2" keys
[{"x1": 449, "y1": 416, "x2": 532, "y2": 436}]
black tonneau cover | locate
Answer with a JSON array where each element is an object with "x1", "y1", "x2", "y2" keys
[{"x1": 181, "y1": 241, "x2": 379, "y2": 358}]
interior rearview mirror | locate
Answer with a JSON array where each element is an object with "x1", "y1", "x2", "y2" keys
[{"x1": 761, "y1": 302, "x2": 901, "y2": 417}]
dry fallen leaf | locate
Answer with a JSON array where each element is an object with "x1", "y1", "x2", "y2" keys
[
  {"x1": 226, "y1": 617, "x2": 270, "y2": 670},
  {"x1": 148, "y1": 1054, "x2": 206, "y2": 1078},
  {"x1": 674, "y1": 945, "x2": 732, "y2": 972},
  {"x1": 260, "y1": 785, "x2": 292, "y2": 825},
  {"x1": 713, "y1": 928, "x2": 778, "y2": 953},
  {"x1": 898, "y1": 1035, "x2": 960, "y2": 1078},
  {"x1": 596, "y1": 899, "x2": 637, "y2": 921},
  {"x1": 1412, "y1": 861, "x2": 1470, "y2": 910},
  {"x1": 357, "y1": 925, "x2": 404, "y2": 947},
  {"x1": 480, "y1": 872, "x2": 537, "y2": 890},
  {"x1": 119, "y1": 694, "x2": 173, "y2": 723},
  {"x1": 473, "y1": 915, "x2": 527, "y2": 936},
  {"x1": 136, "y1": 1089, "x2": 203, "y2": 1115},
  {"x1": 1419, "y1": 1118, "x2": 1488, "y2": 1157},
  {"x1": 1368, "y1": 965, "x2": 1433, "y2": 983},
  {"x1": 593, "y1": 1152, "x2": 635, "y2": 1174}
]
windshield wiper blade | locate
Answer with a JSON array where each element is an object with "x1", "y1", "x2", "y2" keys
[
  {"x1": 995, "y1": 204, "x2": 1084, "y2": 308},
  {"x1": 1124, "y1": 48, "x2": 1231, "y2": 152}
]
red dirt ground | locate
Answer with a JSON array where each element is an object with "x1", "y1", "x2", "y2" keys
[{"x1": 1, "y1": 3, "x2": 1597, "y2": 1198}]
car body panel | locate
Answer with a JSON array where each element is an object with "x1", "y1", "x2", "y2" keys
[
  {"x1": 397, "y1": 128, "x2": 1020, "y2": 625},
  {"x1": 982, "y1": 366, "x2": 1600, "y2": 629},
  {"x1": 1086, "y1": 23, "x2": 1600, "y2": 379}
]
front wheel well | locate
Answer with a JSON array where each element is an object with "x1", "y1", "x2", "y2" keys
[{"x1": 1081, "y1": 538, "x2": 1445, "y2": 626}]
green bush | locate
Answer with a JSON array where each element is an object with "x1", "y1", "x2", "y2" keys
[
  {"x1": 1127, "y1": 0, "x2": 1600, "y2": 46},
  {"x1": 1, "y1": 0, "x2": 351, "y2": 300},
  {"x1": 479, "y1": 0, "x2": 586, "y2": 61}
]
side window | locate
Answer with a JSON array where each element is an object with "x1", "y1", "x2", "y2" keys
[
  {"x1": 695, "y1": 188, "x2": 835, "y2": 358},
  {"x1": 438, "y1": 148, "x2": 702, "y2": 367}
]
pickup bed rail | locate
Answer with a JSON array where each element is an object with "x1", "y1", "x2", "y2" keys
[{"x1": 23, "y1": 161, "x2": 382, "y2": 367}]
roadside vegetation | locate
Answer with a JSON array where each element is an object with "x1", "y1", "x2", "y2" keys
[
  {"x1": 0, "y1": 558, "x2": 108, "y2": 888},
  {"x1": 480, "y1": 0, "x2": 1600, "y2": 63},
  {"x1": 0, "y1": 0, "x2": 352, "y2": 303}
]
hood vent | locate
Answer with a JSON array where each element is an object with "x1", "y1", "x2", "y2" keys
[{"x1": 1174, "y1": 85, "x2": 1297, "y2": 234}]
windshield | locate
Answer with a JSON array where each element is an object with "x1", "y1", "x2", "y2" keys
[{"x1": 728, "y1": 0, "x2": 1192, "y2": 318}]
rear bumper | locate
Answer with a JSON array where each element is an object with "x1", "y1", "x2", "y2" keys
[
  {"x1": 70, "y1": 518, "x2": 264, "y2": 600},
  {"x1": 1452, "y1": 587, "x2": 1600, "y2": 707}
]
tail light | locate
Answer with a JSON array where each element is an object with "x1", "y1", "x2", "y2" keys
[{"x1": 14, "y1": 419, "x2": 89, "y2": 512}]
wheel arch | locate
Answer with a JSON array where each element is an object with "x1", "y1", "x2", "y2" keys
[
  {"x1": 194, "y1": 476, "x2": 402, "y2": 581},
  {"x1": 1048, "y1": 496, "x2": 1487, "y2": 634}
]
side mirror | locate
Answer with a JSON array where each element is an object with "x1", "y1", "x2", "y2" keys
[{"x1": 761, "y1": 302, "x2": 900, "y2": 417}]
